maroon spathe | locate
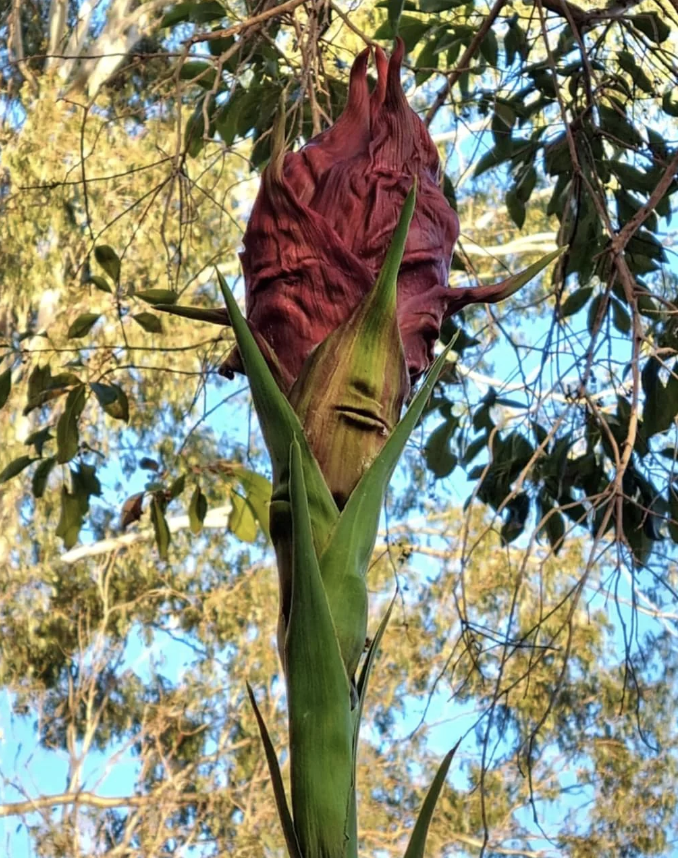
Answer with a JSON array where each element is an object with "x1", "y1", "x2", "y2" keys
[{"x1": 237, "y1": 40, "x2": 460, "y2": 386}]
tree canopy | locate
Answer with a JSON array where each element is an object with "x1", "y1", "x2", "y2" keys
[{"x1": 1, "y1": 0, "x2": 678, "y2": 855}]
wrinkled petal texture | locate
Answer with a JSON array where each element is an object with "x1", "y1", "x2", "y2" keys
[{"x1": 240, "y1": 40, "x2": 460, "y2": 383}]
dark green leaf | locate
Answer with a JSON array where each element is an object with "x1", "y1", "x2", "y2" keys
[
  {"x1": 662, "y1": 90, "x2": 678, "y2": 117},
  {"x1": 56, "y1": 385, "x2": 86, "y2": 464},
  {"x1": 136, "y1": 289, "x2": 179, "y2": 306},
  {"x1": 424, "y1": 418, "x2": 459, "y2": 479},
  {"x1": 479, "y1": 29, "x2": 498, "y2": 67},
  {"x1": 90, "y1": 382, "x2": 129, "y2": 422},
  {"x1": 0, "y1": 367, "x2": 11, "y2": 410},
  {"x1": 169, "y1": 474, "x2": 186, "y2": 499},
  {"x1": 161, "y1": 0, "x2": 224, "y2": 27},
  {"x1": 24, "y1": 426, "x2": 52, "y2": 456},
  {"x1": 133, "y1": 312, "x2": 163, "y2": 334},
  {"x1": 67, "y1": 313, "x2": 101, "y2": 339},
  {"x1": 72, "y1": 462, "x2": 101, "y2": 504},
  {"x1": 150, "y1": 494, "x2": 170, "y2": 559},
  {"x1": 374, "y1": 16, "x2": 430, "y2": 51},
  {"x1": 506, "y1": 187, "x2": 526, "y2": 228},
  {"x1": 179, "y1": 60, "x2": 218, "y2": 89},
  {"x1": 611, "y1": 298, "x2": 631, "y2": 334},
  {"x1": 491, "y1": 103, "x2": 515, "y2": 151},
  {"x1": 94, "y1": 245, "x2": 120, "y2": 282},
  {"x1": 87, "y1": 276, "x2": 112, "y2": 293},
  {"x1": 560, "y1": 287, "x2": 593, "y2": 318},
  {"x1": 32, "y1": 457, "x2": 55, "y2": 499},
  {"x1": 629, "y1": 12, "x2": 670, "y2": 43},
  {"x1": 598, "y1": 104, "x2": 643, "y2": 147},
  {"x1": 544, "y1": 507, "x2": 565, "y2": 554},
  {"x1": 618, "y1": 50, "x2": 654, "y2": 94},
  {"x1": 189, "y1": 485, "x2": 207, "y2": 533},
  {"x1": 414, "y1": 39, "x2": 438, "y2": 86},
  {"x1": 387, "y1": 0, "x2": 405, "y2": 27},
  {"x1": 0, "y1": 455, "x2": 36, "y2": 484}
]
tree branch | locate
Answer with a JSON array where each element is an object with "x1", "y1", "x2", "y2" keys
[
  {"x1": 60, "y1": 504, "x2": 232, "y2": 564},
  {"x1": 611, "y1": 150, "x2": 678, "y2": 254},
  {"x1": 0, "y1": 790, "x2": 199, "y2": 818}
]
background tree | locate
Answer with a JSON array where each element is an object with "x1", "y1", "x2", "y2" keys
[{"x1": 1, "y1": 0, "x2": 678, "y2": 855}]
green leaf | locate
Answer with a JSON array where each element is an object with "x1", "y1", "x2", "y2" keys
[
  {"x1": 246, "y1": 684, "x2": 302, "y2": 858},
  {"x1": 133, "y1": 312, "x2": 163, "y2": 334},
  {"x1": 161, "y1": 0, "x2": 225, "y2": 27},
  {"x1": 168, "y1": 474, "x2": 186, "y2": 499},
  {"x1": 403, "y1": 746, "x2": 458, "y2": 858},
  {"x1": 154, "y1": 303, "x2": 229, "y2": 326},
  {"x1": 24, "y1": 426, "x2": 53, "y2": 456},
  {"x1": 56, "y1": 385, "x2": 86, "y2": 464},
  {"x1": 227, "y1": 465, "x2": 271, "y2": 541},
  {"x1": 611, "y1": 298, "x2": 631, "y2": 334},
  {"x1": 90, "y1": 382, "x2": 129, "y2": 422},
  {"x1": 560, "y1": 287, "x2": 593, "y2": 318},
  {"x1": 189, "y1": 485, "x2": 208, "y2": 533},
  {"x1": 506, "y1": 187, "x2": 526, "y2": 228},
  {"x1": 479, "y1": 29, "x2": 498, "y2": 67},
  {"x1": 31, "y1": 457, "x2": 56, "y2": 498},
  {"x1": 374, "y1": 16, "x2": 430, "y2": 51},
  {"x1": 87, "y1": 276, "x2": 112, "y2": 293},
  {"x1": 94, "y1": 245, "x2": 120, "y2": 282},
  {"x1": 618, "y1": 50, "x2": 654, "y2": 94},
  {"x1": 598, "y1": 104, "x2": 642, "y2": 148},
  {"x1": 642, "y1": 358, "x2": 678, "y2": 438},
  {"x1": 662, "y1": 90, "x2": 678, "y2": 118},
  {"x1": 424, "y1": 419, "x2": 458, "y2": 478},
  {"x1": 67, "y1": 313, "x2": 101, "y2": 339},
  {"x1": 0, "y1": 367, "x2": 11, "y2": 410},
  {"x1": 229, "y1": 491, "x2": 258, "y2": 542},
  {"x1": 414, "y1": 39, "x2": 438, "y2": 86},
  {"x1": 150, "y1": 494, "x2": 170, "y2": 559},
  {"x1": 55, "y1": 485, "x2": 84, "y2": 549},
  {"x1": 387, "y1": 0, "x2": 406, "y2": 28},
  {"x1": 629, "y1": 12, "x2": 670, "y2": 43},
  {"x1": 0, "y1": 455, "x2": 36, "y2": 484},
  {"x1": 179, "y1": 60, "x2": 218, "y2": 90},
  {"x1": 285, "y1": 439, "x2": 353, "y2": 858},
  {"x1": 136, "y1": 289, "x2": 179, "y2": 306}
]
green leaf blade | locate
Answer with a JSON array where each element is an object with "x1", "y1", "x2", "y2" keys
[{"x1": 403, "y1": 745, "x2": 458, "y2": 858}]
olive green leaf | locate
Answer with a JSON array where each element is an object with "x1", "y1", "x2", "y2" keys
[{"x1": 56, "y1": 384, "x2": 87, "y2": 464}]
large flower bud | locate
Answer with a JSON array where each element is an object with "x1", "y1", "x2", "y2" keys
[{"x1": 221, "y1": 39, "x2": 460, "y2": 387}]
